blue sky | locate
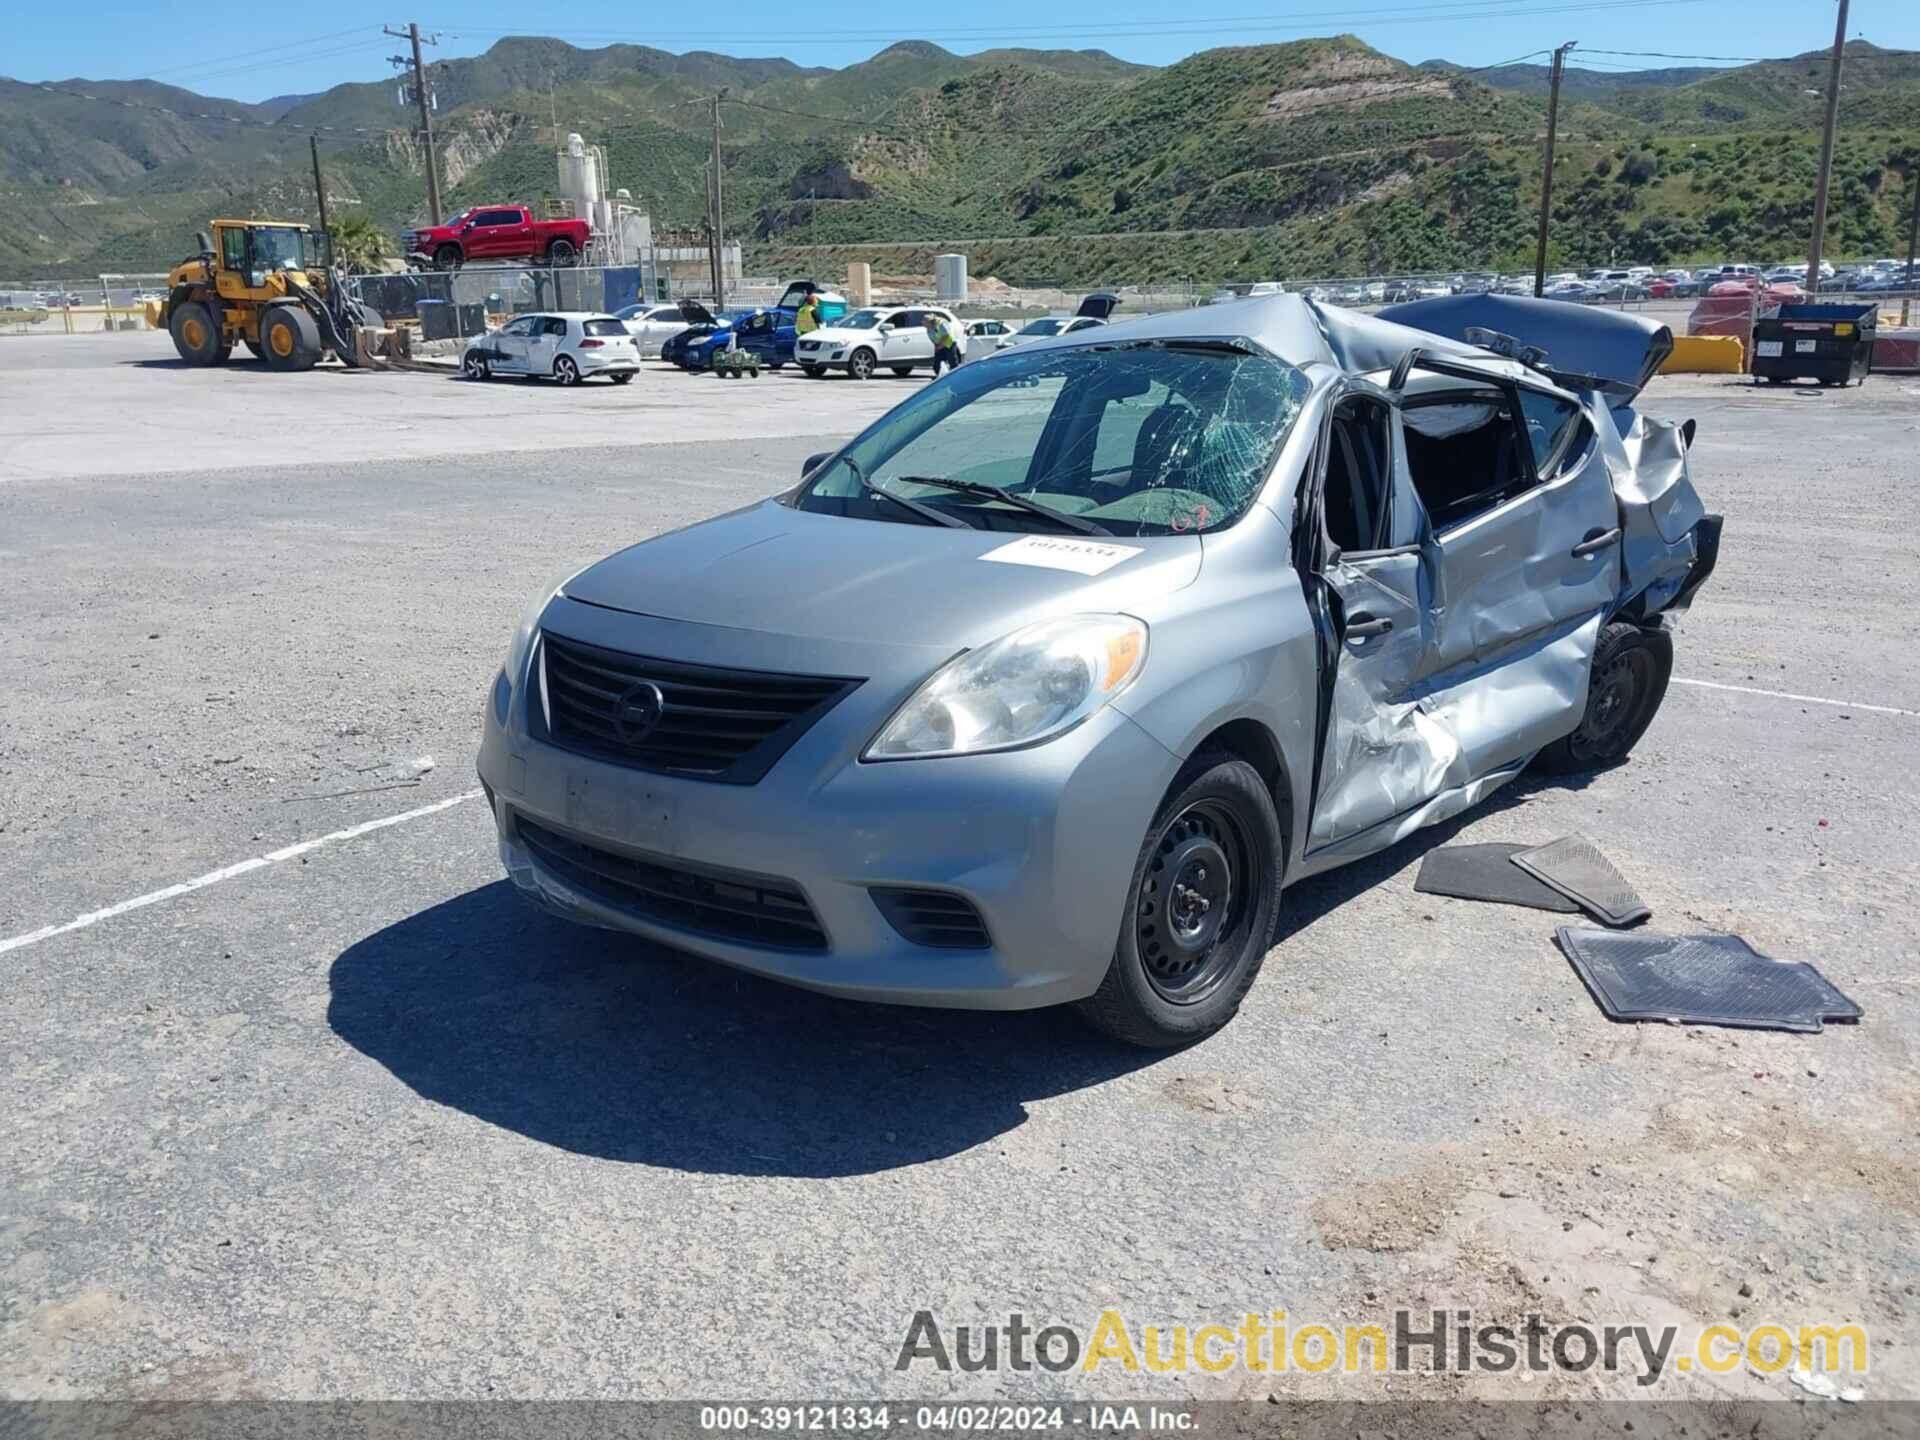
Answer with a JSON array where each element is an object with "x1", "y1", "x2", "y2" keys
[{"x1": 9, "y1": 0, "x2": 1918, "y2": 102}]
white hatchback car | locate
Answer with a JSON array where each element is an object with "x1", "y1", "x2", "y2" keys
[
  {"x1": 794, "y1": 305, "x2": 960, "y2": 379},
  {"x1": 463, "y1": 312, "x2": 639, "y2": 386},
  {"x1": 615, "y1": 302, "x2": 694, "y2": 357}
]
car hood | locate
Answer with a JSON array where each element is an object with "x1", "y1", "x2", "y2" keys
[
  {"x1": 801, "y1": 325, "x2": 880, "y2": 345},
  {"x1": 560, "y1": 499, "x2": 1203, "y2": 650}
]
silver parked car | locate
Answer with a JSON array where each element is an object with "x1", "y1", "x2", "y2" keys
[{"x1": 480, "y1": 294, "x2": 1720, "y2": 1045}]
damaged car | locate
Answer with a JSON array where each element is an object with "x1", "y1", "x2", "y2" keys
[{"x1": 479, "y1": 293, "x2": 1720, "y2": 1046}]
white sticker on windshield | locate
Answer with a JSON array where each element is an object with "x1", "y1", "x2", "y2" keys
[{"x1": 979, "y1": 536, "x2": 1143, "y2": 576}]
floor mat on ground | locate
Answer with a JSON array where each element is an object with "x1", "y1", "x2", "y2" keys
[
  {"x1": 1413, "y1": 843, "x2": 1581, "y2": 912},
  {"x1": 1554, "y1": 928, "x2": 1863, "y2": 1032},
  {"x1": 1511, "y1": 835, "x2": 1651, "y2": 927}
]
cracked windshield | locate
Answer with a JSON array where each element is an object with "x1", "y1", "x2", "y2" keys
[{"x1": 794, "y1": 343, "x2": 1310, "y2": 536}]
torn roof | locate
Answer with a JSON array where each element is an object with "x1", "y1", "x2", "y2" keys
[{"x1": 1033, "y1": 291, "x2": 1669, "y2": 400}]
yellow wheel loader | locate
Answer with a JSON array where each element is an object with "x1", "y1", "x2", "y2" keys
[{"x1": 151, "y1": 219, "x2": 378, "y2": 371}]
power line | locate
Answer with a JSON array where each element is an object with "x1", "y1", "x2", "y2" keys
[{"x1": 131, "y1": 27, "x2": 384, "y2": 83}]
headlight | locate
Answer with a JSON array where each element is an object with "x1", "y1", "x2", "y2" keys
[
  {"x1": 504, "y1": 575, "x2": 570, "y2": 694},
  {"x1": 865, "y1": 614, "x2": 1147, "y2": 760}
]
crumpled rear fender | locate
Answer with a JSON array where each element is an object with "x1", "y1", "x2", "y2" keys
[{"x1": 1598, "y1": 403, "x2": 1720, "y2": 619}]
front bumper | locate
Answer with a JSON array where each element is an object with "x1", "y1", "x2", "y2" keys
[{"x1": 478, "y1": 602, "x2": 1180, "y2": 1009}]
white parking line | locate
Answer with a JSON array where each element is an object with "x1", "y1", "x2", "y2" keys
[
  {"x1": 1, "y1": 674, "x2": 1909, "y2": 960},
  {"x1": 1673, "y1": 677, "x2": 1919, "y2": 719},
  {"x1": 0, "y1": 790, "x2": 484, "y2": 958}
]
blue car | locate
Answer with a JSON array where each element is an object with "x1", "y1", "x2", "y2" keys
[{"x1": 675, "y1": 283, "x2": 852, "y2": 372}]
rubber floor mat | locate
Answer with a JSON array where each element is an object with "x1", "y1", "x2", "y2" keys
[
  {"x1": 1554, "y1": 928, "x2": 1863, "y2": 1033},
  {"x1": 1511, "y1": 834, "x2": 1650, "y2": 927},
  {"x1": 1414, "y1": 843, "x2": 1580, "y2": 913}
]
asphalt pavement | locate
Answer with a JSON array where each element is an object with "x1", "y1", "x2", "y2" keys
[{"x1": 1, "y1": 334, "x2": 1916, "y2": 1409}]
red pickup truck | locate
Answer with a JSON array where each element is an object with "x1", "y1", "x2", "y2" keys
[{"x1": 402, "y1": 205, "x2": 591, "y2": 270}]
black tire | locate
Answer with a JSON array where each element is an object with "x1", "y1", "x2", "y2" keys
[
  {"x1": 168, "y1": 299, "x2": 225, "y2": 366},
  {"x1": 242, "y1": 338, "x2": 265, "y2": 361},
  {"x1": 847, "y1": 346, "x2": 877, "y2": 380},
  {"x1": 554, "y1": 355, "x2": 581, "y2": 386},
  {"x1": 890, "y1": 365, "x2": 915, "y2": 376},
  {"x1": 547, "y1": 239, "x2": 579, "y2": 267},
  {"x1": 258, "y1": 303, "x2": 321, "y2": 372},
  {"x1": 462, "y1": 351, "x2": 491, "y2": 381},
  {"x1": 801, "y1": 364, "x2": 825, "y2": 378},
  {"x1": 1533, "y1": 622, "x2": 1674, "y2": 774},
  {"x1": 610, "y1": 372, "x2": 634, "y2": 384},
  {"x1": 1076, "y1": 753, "x2": 1284, "y2": 1048},
  {"x1": 434, "y1": 244, "x2": 463, "y2": 271}
]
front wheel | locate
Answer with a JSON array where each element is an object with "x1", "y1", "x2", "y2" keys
[
  {"x1": 1533, "y1": 622, "x2": 1674, "y2": 774},
  {"x1": 433, "y1": 245, "x2": 463, "y2": 272},
  {"x1": 462, "y1": 352, "x2": 491, "y2": 381},
  {"x1": 847, "y1": 347, "x2": 876, "y2": 380},
  {"x1": 1076, "y1": 753, "x2": 1283, "y2": 1048},
  {"x1": 554, "y1": 355, "x2": 581, "y2": 386}
]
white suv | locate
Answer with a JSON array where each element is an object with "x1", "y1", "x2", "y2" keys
[{"x1": 795, "y1": 305, "x2": 959, "y2": 379}]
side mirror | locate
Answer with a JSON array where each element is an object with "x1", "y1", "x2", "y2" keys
[
  {"x1": 1389, "y1": 346, "x2": 1422, "y2": 392},
  {"x1": 877, "y1": 324, "x2": 893, "y2": 335},
  {"x1": 802, "y1": 451, "x2": 832, "y2": 478}
]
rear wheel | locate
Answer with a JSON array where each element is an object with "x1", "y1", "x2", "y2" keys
[
  {"x1": 1076, "y1": 754, "x2": 1283, "y2": 1048},
  {"x1": 847, "y1": 347, "x2": 876, "y2": 380},
  {"x1": 1534, "y1": 622, "x2": 1673, "y2": 774},
  {"x1": 547, "y1": 238, "x2": 579, "y2": 267},
  {"x1": 554, "y1": 355, "x2": 581, "y2": 386},
  {"x1": 168, "y1": 300, "x2": 225, "y2": 366},
  {"x1": 890, "y1": 365, "x2": 915, "y2": 377},
  {"x1": 258, "y1": 303, "x2": 321, "y2": 372}
]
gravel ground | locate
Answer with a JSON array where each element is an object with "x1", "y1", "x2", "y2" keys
[{"x1": 1, "y1": 341, "x2": 1916, "y2": 1417}]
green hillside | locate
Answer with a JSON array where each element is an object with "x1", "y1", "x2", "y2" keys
[{"x1": 2, "y1": 32, "x2": 1915, "y2": 286}]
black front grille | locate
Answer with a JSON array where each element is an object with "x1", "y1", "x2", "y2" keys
[
  {"x1": 871, "y1": 888, "x2": 992, "y2": 950},
  {"x1": 518, "y1": 818, "x2": 827, "y2": 951},
  {"x1": 537, "y1": 632, "x2": 861, "y2": 784}
]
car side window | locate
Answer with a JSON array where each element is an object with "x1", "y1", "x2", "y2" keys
[
  {"x1": 543, "y1": 318, "x2": 569, "y2": 337},
  {"x1": 889, "y1": 311, "x2": 914, "y2": 328},
  {"x1": 1516, "y1": 389, "x2": 1589, "y2": 481},
  {"x1": 501, "y1": 317, "x2": 536, "y2": 337},
  {"x1": 1321, "y1": 399, "x2": 1394, "y2": 554},
  {"x1": 1401, "y1": 391, "x2": 1534, "y2": 533}
]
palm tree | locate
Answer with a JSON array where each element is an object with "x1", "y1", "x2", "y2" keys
[{"x1": 328, "y1": 214, "x2": 392, "y2": 273}]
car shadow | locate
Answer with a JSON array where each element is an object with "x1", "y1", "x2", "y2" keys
[{"x1": 328, "y1": 882, "x2": 1162, "y2": 1178}]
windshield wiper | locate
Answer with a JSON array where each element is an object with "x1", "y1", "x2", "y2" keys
[
  {"x1": 892, "y1": 476, "x2": 1113, "y2": 536},
  {"x1": 842, "y1": 456, "x2": 970, "y2": 529}
]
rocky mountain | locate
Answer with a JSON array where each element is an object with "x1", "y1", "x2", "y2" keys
[{"x1": 2, "y1": 34, "x2": 1914, "y2": 282}]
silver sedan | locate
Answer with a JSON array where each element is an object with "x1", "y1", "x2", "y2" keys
[{"x1": 479, "y1": 294, "x2": 1719, "y2": 1045}]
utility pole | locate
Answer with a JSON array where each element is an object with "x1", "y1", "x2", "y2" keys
[
  {"x1": 1804, "y1": 0, "x2": 1850, "y2": 296},
  {"x1": 385, "y1": 22, "x2": 442, "y2": 225},
  {"x1": 310, "y1": 135, "x2": 332, "y2": 244},
  {"x1": 1533, "y1": 41, "x2": 1576, "y2": 298},
  {"x1": 707, "y1": 90, "x2": 728, "y2": 309},
  {"x1": 1902, "y1": 158, "x2": 1919, "y2": 326}
]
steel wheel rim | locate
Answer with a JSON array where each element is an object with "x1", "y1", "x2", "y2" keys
[
  {"x1": 268, "y1": 322, "x2": 293, "y2": 358},
  {"x1": 1137, "y1": 799, "x2": 1253, "y2": 1005},
  {"x1": 1570, "y1": 647, "x2": 1653, "y2": 762},
  {"x1": 181, "y1": 316, "x2": 206, "y2": 350}
]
